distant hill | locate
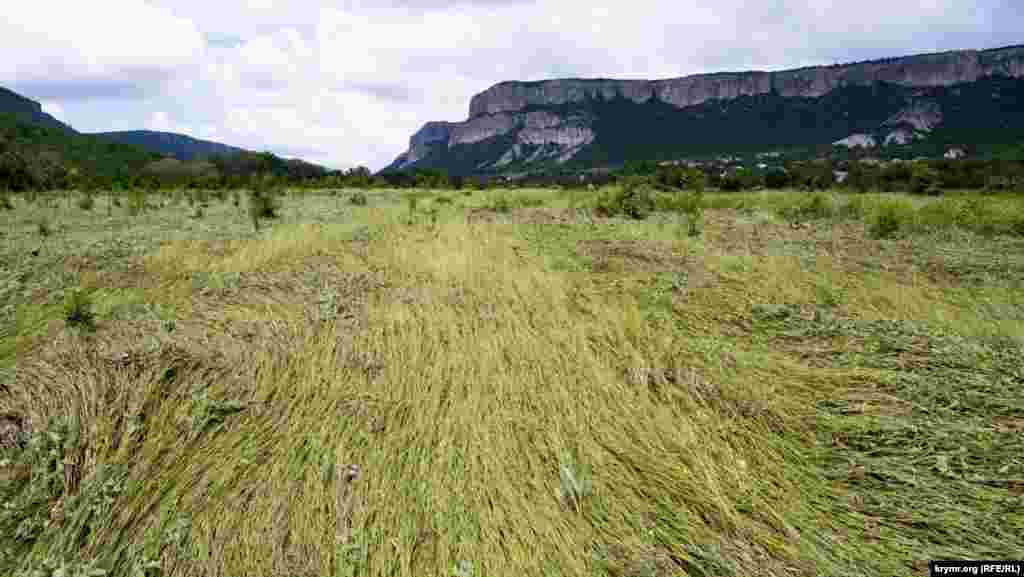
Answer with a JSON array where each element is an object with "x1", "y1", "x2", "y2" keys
[
  {"x1": 0, "y1": 84, "x2": 331, "y2": 187},
  {"x1": 92, "y1": 130, "x2": 248, "y2": 161},
  {"x1": 0, "y1": 86, "x2": 74, "y2": 133},
  {"x1": 0, "y1": 112, "x2": 158, "y2": 187}
]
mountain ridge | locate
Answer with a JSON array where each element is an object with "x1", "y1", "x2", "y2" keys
[
  {"x1": 91, "y1": 130, "x2": 249, "y2": 161},
  {"x1": 387, "y1": 43, "x2": 1024, "y2": 174}
]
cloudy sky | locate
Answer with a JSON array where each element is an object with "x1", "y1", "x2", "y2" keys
[{"x1": 2, "y1": 1, "x2": 1021, "y2": 170}]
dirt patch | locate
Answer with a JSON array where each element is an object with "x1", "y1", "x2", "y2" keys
[
  {"x1": 465, "y1": 207, "x2": 502, "y2": 224},
  {"x1": 513, "y1": 207, "x2": 578, "y2": 226},
  {"x1": 578, "y1": 239, "x2": 687, "y2": 274}
]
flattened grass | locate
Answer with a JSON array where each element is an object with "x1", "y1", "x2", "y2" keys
[{"x1": 1, "y1": 187, "x2": 1022, "y2": 576}]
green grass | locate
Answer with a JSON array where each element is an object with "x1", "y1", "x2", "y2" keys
[{"x1": 1, "y1": 187, "x2": 1022, "y2": 576}]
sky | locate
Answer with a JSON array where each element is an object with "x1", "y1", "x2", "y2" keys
[{"x1": 1, "y1": 1, "x2": 1021, "y2": 171}]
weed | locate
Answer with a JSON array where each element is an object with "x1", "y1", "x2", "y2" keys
[
  {"x1": 868, "y1": 199, "x2": 914, "y2": 239},
  {"x1": 35, "y1": 217, "x2": 53, "y2": 238},
  {"x1": 248, "y1": 189, "x2": 281, "y2": 231},
  {"x1": 318, "y1": 287, "x2": 338, "y2": 322},
  {"x1": 62, "y1": 289, "x2": 96, "y2": 332},
  {"x1": 189, "y1": 383, "x2": 245, "y2": 440},
  {"x1": 128, "y1": 188, "x2": 147, "y2": 216},
  {"x1": 815, "y1": 276, "x2": 845, "y2": 309},
  {"x1": 558, "y1": 450, "x2": 593, "y2": 515},
  {"x1": 492, "y1": 195, "x2": 512, "y2": 214},
  {"x1": 350, "y1": 191, "x2": 368, "y2": 206},
  {"x1": 0, "y1": 193, "x2": 13, "y2": 211}
]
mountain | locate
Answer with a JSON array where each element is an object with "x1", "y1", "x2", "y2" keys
[
  {"x1": 1, "y1": 85, "x2": 329, "y2": 187},
  {"x1": 386, "y1": 44, "x2": 1024, "y2": 175},
  {"x1": 92, "y1": 130, "x2": 248, "y2": 161},
  {"x1": 0, "y1": 86, "x2": 74, "y2": 132}
]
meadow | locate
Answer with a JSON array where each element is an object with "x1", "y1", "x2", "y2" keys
[{"x1": 0, "y1": 185, "x2": 1022, "y2": 577}]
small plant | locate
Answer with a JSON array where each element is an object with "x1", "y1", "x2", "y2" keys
[
  {"x1": 558, "y1": 451, "x2": 593, "y2": 515},
  {"x1": 248, "y1": 188, "x2": 281, "y2": 231},
  {"x1": 492, "y1": 195, "x2": 512, "y2": 214},
  {"x1": 77, "y1": 192, "x2": 95, "y2": 211},
  {"x1": 815, "y1": 276, "x2": 846, "y2": 309},
  {"x1": 192, "y1": 204, "x2": 205, "y2": 219},
  {"x1": 189, "y1": 383, "x2": 245, "y2": 440},
  {"x1": 318, "y1": 288, "x2": 338, "y2": 322},
  {"x1": 0, "y1": 192, "x2": 13, "y2": 210},
  {"x1": 36, "y1": 217, "x2": 52, "y2": 237},
  {"x1": 63, "y1": 288, "x2": 96, "y2": 332},
  {"x1": 128, "y1": 188, "x2": 147, "y2": 216},
  {"x1": 405, "y1": 195, "x2": 420, "y2": 224},
  {"x1": 350, "y1": 190, "x2": 368, "y2": 206}
]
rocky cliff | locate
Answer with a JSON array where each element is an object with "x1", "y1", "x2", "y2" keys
[
  {"x1": 466, "y1": 45, "x2": 1024, "y2": 117},
  {"x1": 386, "y1": 44, "x2": 1024, "y2": 173}
]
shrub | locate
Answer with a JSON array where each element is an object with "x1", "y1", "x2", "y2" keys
[
  {"x1": 36, "y1": 218, "x2": 52, "y2": 237},
  {"x1": 492, "y1": 195, "x2": 512, "y2": 214},
  {"x1": 868, "y1": 199, "x2": 914, "y2": 239},
  {"x1": 595, "y1": 176, "x2": 655, "y2": 220},
  {"x1": 764, "y1": 169, "x2": 790, "y2": 189},
  {"x1": 77, "y1": 192, "x2": 95, "y2": 211},
  {"x1": 63, "y1": 288, "x2": 96, "y2": 332},
  {"x1": 350, "y1": 191, "x2": 368, "y2": 206},
  {"x1": 909, "y1": 164, "x2": 943, "y2": 196},
  {"x1": 248, "y1": 189, "x2": 281, "y2": 231},
  {"x1": 0, "y1": 192, "x2": 13, "y2": 210},
  {"x1": 777, "y1": 192, "x2": 836, "y2": 222},
  {"x1": 128, "y1": 188, "x2": 147, "y2": 216}
]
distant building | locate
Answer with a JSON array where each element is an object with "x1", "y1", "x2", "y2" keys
[
  {"x1": 944, "y1": 148, "x2": 966, "y2": 160},
  {"x1": 834, "y1": 171, "x2": 849, "y2": 184}
]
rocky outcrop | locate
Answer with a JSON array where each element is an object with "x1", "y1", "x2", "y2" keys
[
  {"x1": 884, "y1": 100, "x2": 943, "y2": 132},
  {"x1": 833, "y1": 134, "x2": 877, "y2": 148},
  {"x1": 389, "y1": 121, "x2": 454, "y2": 169}
]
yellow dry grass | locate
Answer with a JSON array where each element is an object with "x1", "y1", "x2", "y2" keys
[{"x1": 6, "y1": 217, "x2": 812, "y2": 576}]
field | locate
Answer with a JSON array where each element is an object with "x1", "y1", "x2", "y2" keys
[{"x1": 1, "y1": 186, "x2": 1022, "y2": 576}]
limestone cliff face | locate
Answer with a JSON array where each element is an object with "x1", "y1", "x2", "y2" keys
[
  {"x1": 387, "y1": 44, "x2": 1024, "y2": 173},
  {"x1": 467, "y1": 45, "x2": 1024, "y2": 117}
]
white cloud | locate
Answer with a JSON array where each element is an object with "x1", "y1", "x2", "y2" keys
[
  {"x1": 0, "y1": 0, "x2": 203, "y2": 98},
  {"x1": 1, "y1": 0, "x2": 1021, "y2": 170}
]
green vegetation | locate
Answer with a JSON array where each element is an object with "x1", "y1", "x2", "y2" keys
[{"x1": 1, "y1": 185, "x2": 1022, "y2": 576}]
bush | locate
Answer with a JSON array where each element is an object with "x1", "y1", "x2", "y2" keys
[
  {"x1": 248, "y1": 189, "x2": 281, "y2": 231},
  {"x1": 778, "y1": 192, "x2": 836, "y2": 222},
  {"x1": 36, "y1": 218, "x2": 52, "y2": 237},
  {"x1": 595, "y1": 177, "x2": 656, "y2": 220},
  {"x1": 63, "y1": 288, "x2": 96, "y2": 332},
  {"x1": 909, "y1": 164, "x2": 943, "y2": 196},
  {"x1": 492, "y1": 195, "x2": 512, "y2": 214},
  {"x1": 350, "y1": 191, "x2": 368, "y2": 206},
  {"x1": 764, "y1": 169, "x2": 790, "y2": 190},
  {"x1": 77, "y1": 192, "x2": 95, "y2": 211},
  {"x1": 0, "y1": 192, "x2": 13, "y2": 210},
  {"x1": 868, "y1": 199, "x2": 914, "y2": 239}
]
